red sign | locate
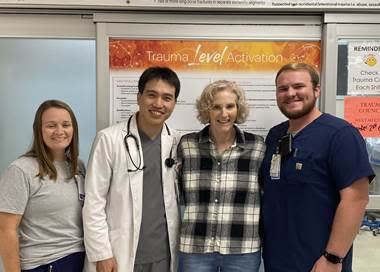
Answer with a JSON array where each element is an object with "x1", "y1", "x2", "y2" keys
[{"x1": 344, "y1": 96, "x2": 380, "y2": 137}]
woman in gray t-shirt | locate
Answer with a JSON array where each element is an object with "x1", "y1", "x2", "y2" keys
[{"x1": 0, "y1": 100, "x2": 85, "y2": 272}]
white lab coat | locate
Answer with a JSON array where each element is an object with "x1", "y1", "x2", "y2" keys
[{"x1": 83, "y1": 113, "x2": 181, "y2": 272}]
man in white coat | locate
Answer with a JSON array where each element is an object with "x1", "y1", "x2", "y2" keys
[{"x1": 83, "y1": 66, "x2": 181, "y2": 272}]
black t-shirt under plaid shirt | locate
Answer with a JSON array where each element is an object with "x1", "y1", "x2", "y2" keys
[{"x1": 177, "y1": 125, "x2": 266, "y2": 254}]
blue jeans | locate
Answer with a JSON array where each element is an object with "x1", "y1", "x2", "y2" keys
[
  {"x1": 179, "y1": 251, "x2": 261, "y2": 272},
  {"x1": 22, "y1": 251, "x2": 85, "y2": 272}
]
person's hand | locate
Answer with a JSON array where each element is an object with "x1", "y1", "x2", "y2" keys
[
  {"x1": 96, "y1": 257, "x2": 118, "y2": 272},
  {"x1": 310, "y1": 255, "x2": 342, "y2": 272}
]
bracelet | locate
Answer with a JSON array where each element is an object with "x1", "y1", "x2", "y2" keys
[{"x1": 323, "y1": 251, "x2": 344, "y2": 264}]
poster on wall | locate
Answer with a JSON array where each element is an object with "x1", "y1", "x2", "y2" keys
[
  {"x1": 347, "y1": 41, "x2": 380, "y2": 96},
  {"x1": 109, "y1": 39, "x2": 320, "y2": 135},
  {"x1": 344, "y1": 96, "x2": 380, "y2": 138}
]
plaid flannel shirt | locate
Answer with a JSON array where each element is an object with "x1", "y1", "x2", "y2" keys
[{"x1": 177, "y1": 125, "x2": 266, "y2": 254}]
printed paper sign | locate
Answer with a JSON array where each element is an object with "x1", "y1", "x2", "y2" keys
[
  {"x1": 347, "y1": 41, "x2": 380, "y2": 95},
  {"x1": 344, "y1": 96, "x2": 380, "y2": 138}
]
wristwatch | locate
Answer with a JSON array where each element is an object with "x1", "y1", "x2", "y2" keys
[{"x1": 323, "y1": 251, "x2": 344, "y2": 264}]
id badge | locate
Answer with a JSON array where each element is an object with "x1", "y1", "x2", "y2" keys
[
  {"x1": 75, "y1": 175, "x2": 85, "y2": 201},
  {"x1": 270, "y1": 154, "x2": 281, "y2": 180}
]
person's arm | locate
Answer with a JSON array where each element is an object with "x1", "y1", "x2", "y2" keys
[
  {"x1": 311, "y1": 177, "x2": 369, "y2": 272},
  {"x1": 0, "y1": 212, "x2": 22, "y2": 272},
  {"x1": 82, "y1": 132, "x2": 115, "y2": 265}
]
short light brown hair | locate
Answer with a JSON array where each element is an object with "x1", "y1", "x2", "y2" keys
[
  {"x1": 24, "y1": 100, "x2": 79, "y2": 180},
  {"x1": 196, "y1": 80, "x2": 249, "y2": 124},
  {"x1": 275, "y1": 63, "x2": 320, "y2": 89}
]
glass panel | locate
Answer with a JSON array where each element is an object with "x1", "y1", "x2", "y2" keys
[
  {"x1": 0, "y1": 38, "x2": 96, "y2": 173},
  {"x1": 336, "y1": 39, "x2": 380, "y2": 197}
]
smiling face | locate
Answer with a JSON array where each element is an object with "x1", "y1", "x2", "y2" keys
[
  {"x1": 41, "y1": 107, "x2": 73, "y2": 161},
  {"x1": 209, "y1": 89, "x2": 238, "y2": 135},
  {"x1": 137, "y1": 79, "x2": 176, "y2": 134},
  {"x1": 276, "y1": 70, "x2": 320, "y2": 120}
]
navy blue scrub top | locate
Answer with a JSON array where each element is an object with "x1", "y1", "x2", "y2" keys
[{"x1": 261, "y1": 113, "x2": 375, "y2": 272}]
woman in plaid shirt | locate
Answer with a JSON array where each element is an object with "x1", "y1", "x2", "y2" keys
[{"x1": 177, "y1": 80, "x2": 266, "y2": 272}]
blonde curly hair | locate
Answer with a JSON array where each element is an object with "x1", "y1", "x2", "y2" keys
[{"x1": 196, "y1": 80, "x2": 249, "y2": 124}]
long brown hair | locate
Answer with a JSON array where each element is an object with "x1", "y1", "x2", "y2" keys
[{"x1": 24, "y1": 100, "x2": 79, "y2": 180}]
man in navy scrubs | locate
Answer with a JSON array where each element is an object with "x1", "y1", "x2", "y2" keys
[{"x1": 261, "y1": 63, "x2": 375, "y2": 272}]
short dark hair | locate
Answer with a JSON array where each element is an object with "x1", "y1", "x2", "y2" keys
[
  {"x1": 275, "y1": 63, "x2": 320, "y2": 89},
  {"x1": 138, "y1": 66, "x2": 181, "y2": 99}
]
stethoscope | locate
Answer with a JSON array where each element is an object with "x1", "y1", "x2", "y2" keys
[{"x1": 124, "y1": 116, "x2": 176, "y2": 172}]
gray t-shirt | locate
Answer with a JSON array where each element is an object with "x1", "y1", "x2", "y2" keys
[
  {"x1": 134, "y1": 131, "x2": 170, "y2": 264},
  {"x1": 0, "y1": 156, "x2": 85, "y2": 270}
]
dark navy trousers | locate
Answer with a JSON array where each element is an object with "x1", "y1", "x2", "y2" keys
[{"x1": 22, "y1": 251, "x2": 85, "y2": 272}]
